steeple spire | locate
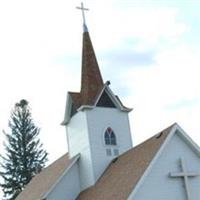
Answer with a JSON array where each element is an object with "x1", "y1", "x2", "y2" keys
[
  {"x1": 81, "y1": 30, "x2": 104, "y2": 104},
  {"x1": 76, "y1": 2, "x2": 104, "y2": 105},
  {"x1": 62, "y1": 3, "x2": 131, "y2": 123}
]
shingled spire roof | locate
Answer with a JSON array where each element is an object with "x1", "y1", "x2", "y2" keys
[
  {"x1": 67, "y1": 13, "x2": 104, "y2": 116},
  {"x1": 80, "y1": 26, "x2": 104, "y2": 105}
]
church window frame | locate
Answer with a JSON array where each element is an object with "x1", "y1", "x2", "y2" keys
[
  {"x1": 114, "y1": 149, "x2": 119, "y2": 156},
  {"x1": 104, "y1": 127, "x2": 117, "y2": 146},
  {"x1": 106, "y1": 149, "x2": 112, "y2": 156}
]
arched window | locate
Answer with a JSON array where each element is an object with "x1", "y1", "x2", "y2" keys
[{"x1": 104, "y1": 127, "x2": 117, "y2": 145}]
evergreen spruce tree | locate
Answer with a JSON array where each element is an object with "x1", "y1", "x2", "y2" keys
[{"x1": 0, "y1": 99, "x2": 48, "y2": 200}]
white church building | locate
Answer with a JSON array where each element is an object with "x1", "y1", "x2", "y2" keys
[{"x1": 16, "y1": 4, "x2": 200, "y2": 200}]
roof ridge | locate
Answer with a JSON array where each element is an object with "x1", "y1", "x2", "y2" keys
[{"x1": 128, "y1": 123, "x2": 176, "y2": 151}]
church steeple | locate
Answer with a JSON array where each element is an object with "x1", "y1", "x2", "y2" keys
[
  {"x1": 62, "y1": 4, "x2": 133, "y2": 190},
  {"x1": 61, "y1": 2, "x2": 131, "y2": 125},
  {"x1": 76, "y1": 2, "x2": 104, "y2": 105}
]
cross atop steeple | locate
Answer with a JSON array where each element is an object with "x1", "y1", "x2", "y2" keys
[{"x1": 76, "y1": 2, "x2": 89, "y2": 32}]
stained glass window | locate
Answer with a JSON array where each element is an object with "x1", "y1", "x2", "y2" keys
[{"x1": 104, "y1": 127, "x2": 117, "y2": 145}]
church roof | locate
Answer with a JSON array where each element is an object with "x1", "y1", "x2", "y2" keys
[
  {"x1": 15, "y1": 153, "x2": 78, "y2": 200},
  {"x1": 15, "y1": 124, "x2": 175, "y2": 200},
  {"x1": 77, "y1": 124, "x2": 174, "y2": 200}
]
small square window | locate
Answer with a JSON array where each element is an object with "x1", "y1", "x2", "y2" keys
[
  {"x1": 106, "y1": 149, "x2": 112, "y2": 156},
  {"x1": 114, "y1": 149, "x2": 119, "y2": 156}
]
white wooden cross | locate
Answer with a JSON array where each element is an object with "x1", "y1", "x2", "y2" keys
[
  {"x1": 169, "y1": 158, "x2": 200, "y2": 200},
  {"x1": 76, "y1": 2, "x2": 89, "y2": 25}
]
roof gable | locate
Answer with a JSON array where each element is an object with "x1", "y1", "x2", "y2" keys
[
  {"x1": 128, "y1": 124, "x2": 200, "y2": 200},
  {"x1": 96, "y1": 90, "x2": 116, "y2": 108},
  {"x1": 94, "y1": 83, "x2": 132, "y2": 112},
  {"x1": 128, "y1": 123, "x2": 200, "y2": 199},
  {"x1": 174, "y1": 125, "x2": 200, "y2": 156}
]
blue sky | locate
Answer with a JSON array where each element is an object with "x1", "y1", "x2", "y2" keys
[{"x1": 0, "y1": 0, "x2": 200, "y2": 176}]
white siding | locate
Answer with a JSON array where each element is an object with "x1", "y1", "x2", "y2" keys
[
  {"x1": 66, "y1": 107, "x2": 133, "y2": 191},
  {"x1": 47, "y1": 162, "x2": 80, "y2": 200},
  {"x1": 129, "y1": 133, "x2": 200, "y2": 200},
  {"x1": 67, "y1": 112, "x2": 89, "y2": 158},
  {"x1": 86, "y1": 107, "x2": 133, "y2": 182},
  {"x1": 67, "y1": 111, "x2": 95, "y2": 190}
]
